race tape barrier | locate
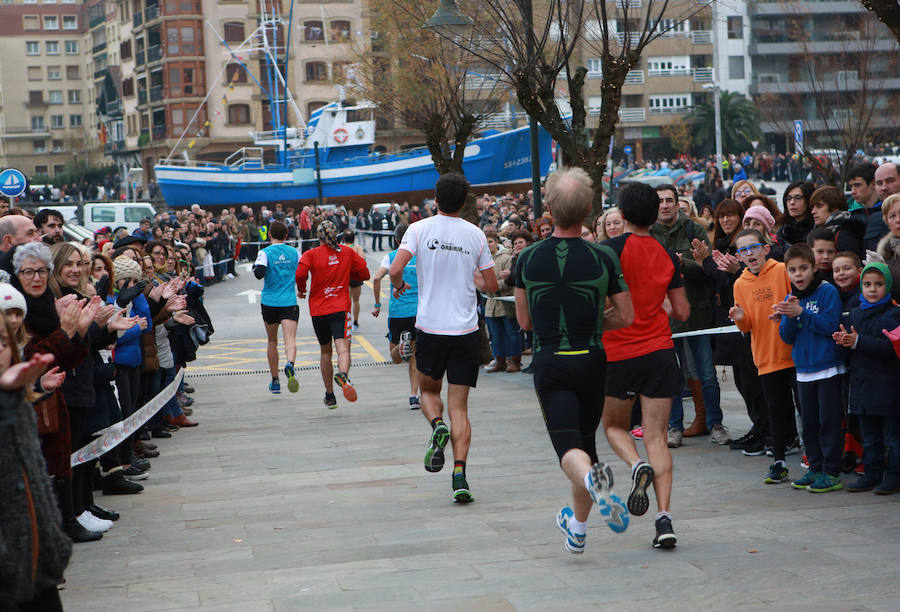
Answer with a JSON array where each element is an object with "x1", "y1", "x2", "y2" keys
[{"x1": 70, "y1": 368, "x2": 184, "y2": 467}]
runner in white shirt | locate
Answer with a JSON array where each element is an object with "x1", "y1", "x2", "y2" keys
[{"x1": 390, "y1": 173, "x2": 497, "y2": 503}]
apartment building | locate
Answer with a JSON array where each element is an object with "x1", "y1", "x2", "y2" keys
[{"x1": 0, "y1": 0, "x2": 98, "y2": 181}]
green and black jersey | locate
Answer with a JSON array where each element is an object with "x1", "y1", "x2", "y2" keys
[{"x1": 514, "y1": 237, "x2": 628, "y2": 355}]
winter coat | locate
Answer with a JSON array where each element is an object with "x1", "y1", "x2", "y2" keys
[
  {"x1": 107, "y1": 292, "x2": 153, "y2": 368},
  {"x1": 850, "y1": 201, "x2": 890, "y2": 252},
  {"x1": 823, "y1": 211, "x2": 865, "y2": 258},
  {"x1": 485, "y1": 249, "x2": 515, "y2": 318},
  {"x1": 650, "y1": 211, "x2": 713, "y2": 333},
  {"x1": 844, "y1": 301, "x2": 900, "y2": 415},
  {"x1": 0, "y1": 390, "x2": 72, "y2": 605},
  {"x1": 732, "y1": 259, "x2": 795, "y2": 375},
  {"x1": 59, "y1": 322, "x2": 115, "y2": 412},
  {"x1": 778, "y1": 281, "x2": 843, "y2": 374},
  {"x1": 876, "y1": 233, "x2": 900, "y2": 302},
  {"x1": 776, "y1": 215, "x2": 814, "y2": 249}
]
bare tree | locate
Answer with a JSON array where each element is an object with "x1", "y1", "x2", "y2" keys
[{"x1": 860, "y1": 0, "x2": 900, "y2": 44}]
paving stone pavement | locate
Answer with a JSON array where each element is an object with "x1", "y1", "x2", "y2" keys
[{"x1": 62, "y1": 361, "x2": 900, "y2": 612}]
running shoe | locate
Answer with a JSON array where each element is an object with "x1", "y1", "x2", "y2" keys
[
  {"x1": 809, "y1": 473, "x2": 843, "y2": 493},
  {"x1": 284, "y1": 363, "x2": 299, "y2": 393},
  {"x1": 398, "y1": 330, "x2": 413, "y2": 361},
  {"x1": 424, "y1": 421, "x2": 450, "y2": 472},
  {"x1": 269, "y1": 379, "x2": 281, "y2": 394},
  {"x1": 408, "y1": 395, "x2": 420, "y2": 410},
  {"x1": 800, "y1": 454, "x2": 809, "y2": 469},
  {"x1": 452, "y1": 473, "x2": 474, "y2": 503},
  {"x1": 630, "y1": 426, "x2": 644, "y2": 440},
  {"x1": 792, "y1": 470, "x2": 819, "y2": 490},
  {"x1": 667, "y1": 428, "x2": 683, "y2": 449},
  {"x1": 587, "y1": 462, "x2": 629, "y2": 533},
  {"x1": 764, "y1": 461, "x2": 789, "y2": 484},
  {"x1": 652, "y1": 516, "x2": 677, "y2": 549},
  {"x1": 324, "y1": 392, "x2": 337, "y2": 410},
  {"x1": 739, "y1": 435, "x2": 767, "y2": 456},
  {"x1": 333, "y1": 372, "x2": 357, "y2": 402},
  {"x1": 353, "y1": 321, "x2": 359, "y2": 330},
  {"x1": 556, "y1": 506, "x2": 585, "y2": 554},
  {"x1": 628, "y1": 461, "x2": 655, "y2": 516}
]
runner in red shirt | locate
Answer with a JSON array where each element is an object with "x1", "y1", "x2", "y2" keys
[{"x1": 296, "y1": 220, "x2": 370, "y2": 408}]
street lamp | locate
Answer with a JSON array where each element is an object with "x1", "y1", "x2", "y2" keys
[{"x1": 424, "y1": 0, "x2": 472, "y2": 33}]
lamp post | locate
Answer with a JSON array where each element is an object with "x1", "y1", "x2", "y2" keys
[{"x1": 709, "y1": 0, "x2": 723, "y2": 175}]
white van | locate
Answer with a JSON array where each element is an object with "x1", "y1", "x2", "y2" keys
[{"x1": 49, "y1": 202, "x2": 156, "y2": 234}]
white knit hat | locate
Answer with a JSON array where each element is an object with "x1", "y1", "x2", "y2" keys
[{"x1": 0, "y1": 282, "x2": 27, "y2": 316}]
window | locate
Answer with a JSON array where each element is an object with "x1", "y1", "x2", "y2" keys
[
  {"x1": 304, "y1": 20, "x2": 323, "y2": 41},
  {"x1": 586, "y1": 58, "x2": 602, "y2": 78},
  {"x1": 47, "y1": 66, "x2": 61, "y2": 80},
  {"x1": 330, "y1": 19, "x2": 350, "y2": 41},
  {"x1": 26, "y1": 41, "x2": 40, "y2": 55},
  {"x1": 65, "y1": 40, "x2": 78, "y2": 54},
  {"x1": 227, "y1": 103, "x2": 250, "y2": 124},
  {"x1": 305, "y1": 61, "x2": 327, "y2": 82},
  {"x1": 648, "y1": 94, "x2": 692, "y2": 113},
  {"x1": 52, "y1": 139, "x2": 64, "y2": 152},
  {"x1": 24, "y1": 15, "x2": 39, "y2": 30},
  {"x1": 68, "y1": 89, "x2": 81, "y2": 103},
  {"x1": 122, "y1": 76, "x2": 134, "y2": 96},
  {"x1": 223, "y1": 21, "x2": 244, "y2": 43},
  {"x1": 33, "y1": 140, "x2": 47, "y2": 153},
  {"x1": 62, "y1": 15, "x2": 76, "y2": 29},
  {"x1": 225, "y1": 62, "x2": 247, "y2": 83},
  {"x1": 120, "y1": 40, "x2": 131, "y2": 59},
  {"x1": 66, "y1": 65, "x2": 79, "y2": 79},
  {"x1": 307, "y1": 101, "x2": 326, "y2": 117},
  {"x1": 28, "y1": 91, "x2": 44, "y2": 105},
  {"x1": 91, "y1": 207, "x2": 115, "y2": 223},
  {"x1": 31, "y1": 116, "x2": 45, "y2": 130},
  {"x1": 69, "y1": 114, "x2": 82, "y2": 127},
  {"x1": 728, "y1": 55, "x2": 745, "y2": 80},
  {"x1": 48, "y1": 90, "x2": 63, "y2": 104},
  {"x1": 51, "y1": 114, "x2": 64, "y2": 128},
  {"x1": 43, "y1": 15, "x2": 58, "y2": 29},
  {"x1": 332, "y1": 61, "x2": 350, "y2": 81},
  {"x1": 124, "y1": 207, "x2": 148, "y2": 222},
  {"x1": 46, "y1": 41, "x2": 60, "y2": 55},
  {"x1": 53, "y1": 165, "x2": 65, "y2": 175},
  {"x1": 28, "y1": 66, "x2": 42, "y2": 80},
  {"x1": 35, "y1": 165, "x2": 48, "y2": 176},
  {"x1": 727, "y1": 16, "x2": 742, "y2": 39},
  {"x1": 647, "y1": 56, "x2": 690, "y2": 76}
]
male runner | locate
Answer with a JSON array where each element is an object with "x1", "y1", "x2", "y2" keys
[
  {"x1": 600, "y1": 182, "x2": 690, "y2": 549},
  {"x1": 390, "y1": 173, "x2": 497, "y2": 503},
  {"x1": 296, "y1": 220, "x2": 370, "y2": 408},
  {"x1": 371, "y1": 223, "x2": 420, "y2": 410},
  {"x1": 253, "y1": 220, "x2": 300, "y2": 394},
  {"x1": 514, "y1": 168, "x2": 635, "y2": 553}
]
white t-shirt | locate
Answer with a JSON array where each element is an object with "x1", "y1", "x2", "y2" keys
[{"x1": 399, "y1": 214, "x2": 494, "y2": 335}]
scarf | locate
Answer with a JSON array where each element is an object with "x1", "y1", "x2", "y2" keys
[
  {"x1": 860, "y1": 294, "x2": 893, "y2": 310},
  {"x1": 791, "y1": 272, "x2": 825, "y2": 299},
  {"x1": 11, "y1": 275, "x2": 60, "y2": 339}
]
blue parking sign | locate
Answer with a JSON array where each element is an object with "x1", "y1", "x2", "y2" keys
[
  {"x1": 623, "y1": 145, "x2": 633, "y2": 156},
  {"x1": 793, "y1": 120, "x2": 803, "y2": 151},
  {"x1": 0, "y1": 168, "x2": 26, "y2": 198}
]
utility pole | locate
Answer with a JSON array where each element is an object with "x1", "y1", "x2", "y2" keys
[{"x1": 711, "y1": 0, "x2": 723, "y2": 174}]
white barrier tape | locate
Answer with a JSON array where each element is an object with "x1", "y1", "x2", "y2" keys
[
  {"x1": 70, "y1": 368, "x2": 184, "y2": 467},
  {"x1": 671, "y1": 325, "x2": 740, "y2": 339}
]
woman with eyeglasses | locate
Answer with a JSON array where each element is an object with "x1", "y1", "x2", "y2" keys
[
  {"x1": 731, "y1": 179, "x2": 759, "y2": 206},
  {"x1": 776, "y1": 181, "x2": 816, "y2": 248}
]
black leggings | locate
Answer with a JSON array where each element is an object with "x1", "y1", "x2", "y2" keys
[
  {"x1": 759, "y1": 368, "x2": 797, "y2": 462},
  {"x1": 116, "y1": 365, "x2": 141, "y2": 466},
  {"x1": 533, "y1": 350, "x2": 606, "y2": 464}
]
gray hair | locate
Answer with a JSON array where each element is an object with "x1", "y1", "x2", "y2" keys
[
  {"x1": 0, "y1": 217, "x2": 16, "y2": 240},
  {"x1": 13, "y1": 242, "x2": 53, "y2": 274},
  {"x1": 544, "y1": 167, "x2": 594, "y2": 228}
]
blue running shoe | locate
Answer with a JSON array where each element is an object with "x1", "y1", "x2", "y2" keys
[
  {"x1": 556, "y1": 506, "x2": 585, "y2": 554},
  {"x1": 424, "y1": 422, "x2": 450, "y2": 472},
  {"x1": 284, "y1": 363, "x2": 299, "y2": 393},
  {"x1": 268, "y1": 379, "x2": 281, "y2": 394},
  {"x1": 587, "y1": 463, "x2": 629, "y2": 533}
]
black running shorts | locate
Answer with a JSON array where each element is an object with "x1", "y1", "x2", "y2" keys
[
  {"x1": 261, "y1": 304, "x2": 299, "y2": 325},
  {"x1": 606, "y1": 348, "x2": 681, "y2": 399},
  {"x1": 415, "y1": 330, "x2": 480, "y2": 387},
  {"x1": 312, "y1": 311, "x2": 352, "y2": 345},
  {"x1": 388, "y1": 317, "x2": 416, "y2": 345},
  {"x1": 532, "y1": 349, "x2": 606, "y2": 464}
]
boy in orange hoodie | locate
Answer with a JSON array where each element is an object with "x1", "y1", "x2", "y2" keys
[{"x1": 729, "y1": 229, "x2": 798, "y2": 484}]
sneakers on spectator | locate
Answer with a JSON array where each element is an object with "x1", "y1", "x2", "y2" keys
[
  {"x1": 809, "y1": 473, "x2": 843, "y2": 493},
  {"x1": 587, "y1": 462, "x2": 629, "y2": 533},
  {"x1": 269, "y1": 379, "x2": 281, "y2": 394},
  {"x1": 729, "y1": 431, "x2": 754, "y2": 450},
  {"x1": 709, "y1": 424, "x2": 732, "y2": 445},
  {"x1": 333, "y1": 372, "x2": 357, "y2": 402},
  {"x1": 424, "y1": 421, "x2": 450, "y2": 473},
  {"x1": 630, "y1": 426, "x2": 644, "y2": 440},
  {"x1": 452, "y1": 473, "x2": 474, "y2": 503},
  {"x1": 123, "y1": 466, "x2": 148, "y2": 481},
  {"x1": 556, "y1": 506, "x2": 585, "y2": 554},
  {"x1": 652, "y1": 515, "x2": 677, "y2": 549},
  {"x1": 183, "y1": 384, "x2": 195, "y2": 394},
  {"x1": 284, "y1": 362, "x2": 299, "y2": 393},
  {"x1": 324, "y1": 392, "x2": 337, "y2": 410},
  {"x1": 408, "y1": 396, "x2": 420, "y2": 410},
  {"x1": 764, "y1": 461, "x2": 789, "y2": 484},
  {"x1": 791, "y1": 470, "x2": 819, "y2": 490},
  {"x1": 741, "y1": 435, "x2": 767, "y2": 456},
  {"x1": 847, "y1": 473, "x2": 881, "y2": 492},
  {"x1": 131, "y1": 457, "x2": 151, "y2": 471},
  {"x1": 667, "y1": 428, "x2": 683, "y2": 449},
  {"x1": 101, "y1": 470, "x2": 144, "y2": 495},
  {"x1": 398, "y1": 330, "x2": 414, "y2": 361},
  {"x1": 800, "y1": 455, "x2": 809, "y2": 469},
  {"x1": 627, "y1": 461, "x2": 654, "y2": 516},
  {"x1": 874, "y1": 478, "x2": 900, "y2": 495},
  {"x1": 78, "y1": 512, "x2": 113, "y2": 532}
]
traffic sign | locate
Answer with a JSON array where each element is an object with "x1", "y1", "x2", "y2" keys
[
  {"x1": 793, "y1": 120, "x2": 803, "y2": 153},
  {"x1": 623, "y1": 145, "x2": 633, "y2": 156},
  {"x1": 0, "y1": 168, "x2": 26, "y2": 198}
]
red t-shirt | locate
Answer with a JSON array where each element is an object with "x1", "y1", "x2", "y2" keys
[
  {"x1": 602, "y1": 233, "x2": 684, "y2": 362},
  {"x1": 295, "y1": 245, "x2": 370, "y2": 316}
]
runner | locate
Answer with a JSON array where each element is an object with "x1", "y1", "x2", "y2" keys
[
  {"x1": 600, "y1": 182, "x2": 691, "y2": 549},
  {"x1": 514, "y1": 168, "x2": 635, "y2": 553},
  {"x1": 390, "y1": 173, "x2": 497, "y2": 503},
  {"x1": 371, "y1": 223, "x2": 421, "y2": 410},
  {"x1": 342, "y1": 229, "x2": 366, "y2": 330},
  {"x1": 252, "y1": 220, "x2": 300, "y2": 394},
  {"x1": 296, "y1": 220, "x2": 370, "y2": 408}
]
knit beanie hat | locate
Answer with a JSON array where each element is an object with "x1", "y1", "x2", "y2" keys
[
  {"x1": 862, "y1": 262, "x2": 893, "y2": 294},
  {"x1": 743, "y1": 205, "x2": 775, "y2": 235},
  {"x1": 0, "y1": 283, "x2": 27, "y2": 316},
  {"x1": 113, "y1": 255, "x2": 143, "y2": 282}
]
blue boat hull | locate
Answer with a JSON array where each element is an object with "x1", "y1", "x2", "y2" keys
[{"x1": 155, "y1": 123, "x2": 553, "y2": 208}]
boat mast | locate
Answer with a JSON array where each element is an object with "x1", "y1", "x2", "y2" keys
[{"x1": 282, "y1": 0, "x2": 295, "y2": 160}]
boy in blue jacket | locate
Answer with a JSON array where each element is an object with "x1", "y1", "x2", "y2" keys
[{"x1": 776, "y1": 243, "x2": 845, "y2": 492}]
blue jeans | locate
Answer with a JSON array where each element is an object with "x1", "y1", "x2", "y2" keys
[
  {"x1": 485, "y1": 316, "x2": 522, "y2": 358},
  {"x1": 859, "y1": 414, "x2": 900, "y2": 483},
  {"x1": 669, "y1": 336, "x2": 722, "y2": 430}
]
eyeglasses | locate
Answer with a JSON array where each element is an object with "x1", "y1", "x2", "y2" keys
[
  {"x1": 785, "y1": 194, "x2": 805, "y2": 202},
  {"x1": 734, "y1": 189, "x2": 753, "y2": 197},
  {"x1": 19, "y1": 267, "x2": 49, "y2": 279},
  {"x1": 736, "y1": 243, "x2": 765, "y2": 255}
]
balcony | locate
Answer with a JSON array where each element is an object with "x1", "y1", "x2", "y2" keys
[
  {"x1": 147, "y1": 45, "x2": 162, "y2": 63},
  {"x1": 145, "y1": 4, "x2": 159, "y2": 22},
  {"x1": 151, "y1": 125, "x2": 166, "y2": 140},
  {"x1": 692, "y1": 67, "x2": 714, "y2": 82},
  {"x1": 136, "y1": 50, "x2": 146, "y2": 68},
  {"x1": 103, "y1": 140, "x2": 126, "y2": 154},
  {"x1": 25, "y1": 99, "x2": 48, "y2": 108},
  {"x1": 618, "y1": 107, "x2": 646, "y2": 122},
  {"x1": 478, "y1": 111, "x2": 525, "y2": 129},
  {"x1": 89, "y1": 14, "x2": 104, "y2": 28},
  {"x1": 691, "y1": 30, "x2": 713, "y2": 45},
  {"x1": 615, "y1": 0, "x2": 641, "y2": 7},
  {"x1": 133, "y1": 11, "x2": 143, "y2": 27},
  {"x1": 624, "y1": 70, "x2": 645, "y2": 85},
  {"x1": 648, "y1": 68, "x2": 690, "y2": 77},
  {"x1": 92, "y1": 42, "x2": 107, "y2": 54},
  {"x1": 615, "y1": 32, "x2": 642, "y2": 46},
  {"x1": 149, "y1": 85, "x2": 163, "y2": 102},
  {"x1": 649, "y1": 105, "x2": 692, "y2": 114},
  {"x1": 94, "y1": 67, "x2": 108, "y2": 78},
  {"x1": 138, "y1": 89, "x2": 148, "y2": 106}
]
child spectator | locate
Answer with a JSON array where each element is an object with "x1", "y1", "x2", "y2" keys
[
  {"x1": 834, "y1": 263, "x2": 900, "y2": 494},
  {"x1": 729, "y1": 229, "x2": 798, "y2": 484},
  {"x1": 776, "y1": 244, "x2": 844, "y2": 492},
  {"x1": 807, "y1": 227, "x2": 837, "y2": 284},
  {"x1": 832, "y1": 251, "x2": 864, "y2": 472}
]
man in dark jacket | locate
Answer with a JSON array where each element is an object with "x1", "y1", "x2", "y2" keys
[
  {"x1": 651, "y1": 184, "x2": 729, "y2": 448},
  {"x1": 848, "y1": 162, "x2": 889, "y2": 252}
]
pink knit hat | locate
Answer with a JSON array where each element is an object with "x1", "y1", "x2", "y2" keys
[{"x1": 743, "y1": 205, "x2": 775, "y2": 234}]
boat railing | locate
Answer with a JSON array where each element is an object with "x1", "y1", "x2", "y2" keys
[
  {"x1": 157, "y1": 158, "x2": 228, "y2": 168},
  {"x1": 224, "y1": 147, "x2": 265, "y2": 169}
]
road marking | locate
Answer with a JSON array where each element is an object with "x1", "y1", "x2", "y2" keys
[
  {"x1": 354, "y1": 333, "x2": 385, "y2": 362},
  {"x1": 236, "y1": 289, "x2": 262, "y2": 304}
]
